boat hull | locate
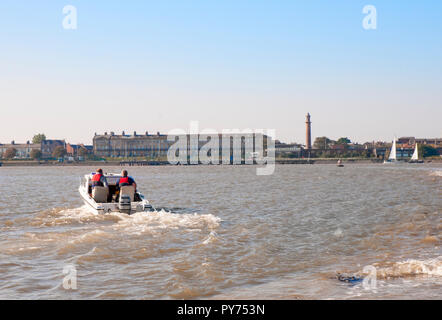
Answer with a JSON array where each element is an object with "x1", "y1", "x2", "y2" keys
[
  {"x1": 383, "y1": 160, "x2": 406, "y2": 164},
  {"x1": 79, "y1": 186, "x2": 153, "y2": 215}
]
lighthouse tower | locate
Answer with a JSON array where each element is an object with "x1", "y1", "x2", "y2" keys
[{"x1": 306, "y1": 113, "x2": 312, "y2": 150}]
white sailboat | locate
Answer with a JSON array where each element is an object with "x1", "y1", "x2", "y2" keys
[
  {"x1": 409, "y1": 143, "x2": 424, "y2": 163},
  {"x1": 384, "y1": 138, "x2": 401, "y2": 164}
]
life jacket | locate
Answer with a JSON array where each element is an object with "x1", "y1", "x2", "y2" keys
[
  {"x1": 91, "y1": 173, "x2": 103, "y2": 187},
  {"x1": 118, "y1": 176, "x2": 131, "y2": 187}
]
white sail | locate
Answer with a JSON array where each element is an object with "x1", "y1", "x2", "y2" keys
[
  {"x1": 411, "y1": 143, "x2": 419, "y2": 161},
  {"x1": 388, "y1": 139, "x2": 397, "y2": 160}
]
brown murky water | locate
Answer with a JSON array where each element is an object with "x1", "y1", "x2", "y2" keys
[{"x1": 0, "y1": 164, "x2": 441, "y2": 299}]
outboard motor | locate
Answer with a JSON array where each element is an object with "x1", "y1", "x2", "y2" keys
[{"x1": 119, "y1": 194, "x2": 132, "y2": 214}]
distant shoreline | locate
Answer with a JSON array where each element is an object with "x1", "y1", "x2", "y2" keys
[{"x1": 1, "y1": 158, "x2": 441, "y2": 167}]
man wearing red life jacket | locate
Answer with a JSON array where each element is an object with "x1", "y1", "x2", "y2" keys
[
  {"x1": 117, "y1": 170, "x2": 137, "y2": 191},
  {"x1": 91, "y1": 168, "x2": 108, "y2": 188}
]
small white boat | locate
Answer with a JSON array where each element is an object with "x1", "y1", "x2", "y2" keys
[{"x1": 79, "y1": 172, "x2": 154, "y2": 214}]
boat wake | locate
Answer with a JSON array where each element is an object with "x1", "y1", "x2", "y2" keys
[
  {"x1": 32, "y1": 205, "x2": 222, "y2": 234},
  {"x1": 6, "y1": 205, "x2": 222, "y2": 258},
  {"x1": 111, "y1": 209, "x2": 222, "y2": 235},
  {"x1": 31, "y1": 206, "x2": 122, "y2": 226}
]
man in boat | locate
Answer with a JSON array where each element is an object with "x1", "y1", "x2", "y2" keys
[
  {"x1": 91, "y1": 168, "x2": 108, "y2": 188},
  {"x1": 116, "y1": 170, "x2": 137, "y2": 191}
]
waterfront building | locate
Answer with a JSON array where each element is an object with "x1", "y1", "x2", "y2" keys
[
  {"x1": 41, "y1": 140, "x2": 66, "y2": 158},
  {"x1": 398, "y1": 137, "x2": 442, "y2": 148},
  {"x1": 274, "y1": 142, "x2": 303, "y2": 158},
  {"x1": 93, "y1": 131, "x2": 271, "y2": 163},
  {"x1": 0, "y1": 141, "x2": 40, "y2": 159},
  {"x1": 0, "y1": 139, "x2": 68, "y2": 159},
  {"x1": 93, "y1": 131, "x2": 171, "y2": 158},
  {"x1": 66, "y1": 143, "x2": 79, "y2": 157}
]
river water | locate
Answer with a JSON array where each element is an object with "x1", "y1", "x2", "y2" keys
[{"x1": 0, "y1": 164, "x2": 441, "y2": 299}]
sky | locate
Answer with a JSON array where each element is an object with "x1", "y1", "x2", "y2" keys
[{"x1": 0, "y1": 0, "x2": 441, "y2": 145}]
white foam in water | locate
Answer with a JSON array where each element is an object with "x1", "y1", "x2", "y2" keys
[
  {"x1": 111, "y1": 209, "x2": 222, "y2": 235},
  {"x1": 55, "y1": 206, "x2": 105, "y2": 222},
  {"x1": 429, "y1": 170, "x2": 442, "y2": 177},
  {"x1": 68, "y1": 230, "x2": 108, "y2": 245},
  {"x1": 47, "y1": 206, "x2": 222, "y2": 236},
  {"x1": 373, "y1": 256, "x2": 442, "y2": 279},
  {"x1": 333, "y1": 228, "x2": 343, "y2": 237}
]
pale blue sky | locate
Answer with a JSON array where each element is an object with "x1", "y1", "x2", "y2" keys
[{"x1": 0, "y1": 1, "x2": 441, "y2": 144}]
